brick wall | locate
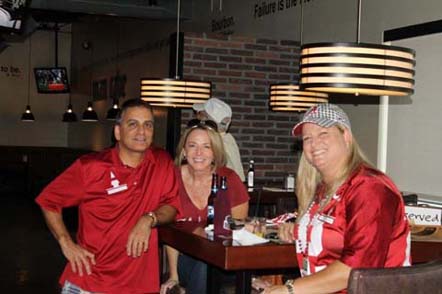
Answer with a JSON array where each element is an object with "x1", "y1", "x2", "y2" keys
[{"x1": 181, "y1": 32, "x2": 303, "y2": 185}]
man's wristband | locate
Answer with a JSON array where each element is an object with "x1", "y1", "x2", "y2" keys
[{"x1": 145, "y1": 211, "x2": 158, "y2": 228}]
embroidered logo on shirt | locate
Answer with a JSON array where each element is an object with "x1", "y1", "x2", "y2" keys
[{"x1": 106, "y1": 171, "x2": 128, "y2": 195}]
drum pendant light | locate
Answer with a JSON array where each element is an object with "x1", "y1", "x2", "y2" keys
[
  {"x1": 269, "y1": 84, "x2": 328, "y2": 112},
  {"x1": 269, "y1": 0, "x2": 328, "y2": 112},
  {"x1": 21, "y1": 35, "x2": 35, "y2": 122},
  {"x1": 300, "y1": 0, "x2": 415, "y2": 96},
  {"x1": 140, "y1": 0, "x2": 211, "y2": 108}
]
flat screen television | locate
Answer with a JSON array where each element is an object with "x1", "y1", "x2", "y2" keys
[
  {"x1": 0, "y1": 0, "x2": 29, "y2": 34},
  {"x1": 34, "y1": 67, "x2": 70, "y2": 94}
]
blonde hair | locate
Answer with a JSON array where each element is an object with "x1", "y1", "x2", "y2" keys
[
  {"x1": 296, "y1": 125, "x2": 371, "y2": 217},
  {"x1": 175, "y1": 125, "x2": 226, "y2": 170}
]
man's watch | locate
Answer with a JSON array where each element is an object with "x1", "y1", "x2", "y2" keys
[{"x1": 145, "y1": 211, "x2": 158, "y2": 228}]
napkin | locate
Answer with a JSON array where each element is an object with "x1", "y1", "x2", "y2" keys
[{"x1": 232, "y1": 227, "x2": 269, "y2": 246}]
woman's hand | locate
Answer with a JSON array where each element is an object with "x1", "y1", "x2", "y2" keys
[
  {"x1": 278, "y1": 222, "x2": 295, "y2": 243},
  {"x1": 252, "y1": 277, "x2": 272, "y2": 293},
  {"x1": 160, "y1": 279, "x2": 179, "y2": 294}
]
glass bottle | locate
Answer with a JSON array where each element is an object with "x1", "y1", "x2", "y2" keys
[
  {"x1": 221, "y1": 176, "x2": 227, "y2": 190},
  {"x1": 207, "y1": 173, "x2": 218, "y2": 225},
  {"x1": 247, "y1": 160, "x2": 255, "y2": 190}
]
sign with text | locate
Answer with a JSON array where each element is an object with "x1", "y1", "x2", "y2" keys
[{"x1": 405, "y1": 206, "x2": 441, "y2": 226}]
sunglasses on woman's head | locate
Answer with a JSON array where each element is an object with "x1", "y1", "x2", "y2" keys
[{"x1": 186, "y1": 119, "x2": 218, "y2": 132}]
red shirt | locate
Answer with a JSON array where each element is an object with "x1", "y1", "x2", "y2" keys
[
  {"x1": 36, "y1": 146, "x2": 180, "y2": 294},
  {"x1": 176, "y1": 166, "x2": 249, "y2": 222},
  {"x1": 294, "y1": 165, "x2": 410, "y2": 282}
]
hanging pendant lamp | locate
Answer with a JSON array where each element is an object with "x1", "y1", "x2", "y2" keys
[
  {"x1": 106, "y1": 99, "x2": 120, "y2": 120},
  {"x1": 141, "y1": 78, "x2": 212, "y2": 108},
  {"x1": 269, "y1": 84, "x2": 328, "y2": 112},
  {"x1": 82, "y1": 101, "x2": 98, "y2": 122},
  {"x1": 21, "y1": 35, "x2": 35, "y2": 122},
  {"x1": 300, "y1": 0, "x2": 415, "y2": 96},
  {"x1": 140, "y1": 0, "x2": 211, "y2": 107},
  {"x1": 21, "y1": 105, "x2": 35, "y2": 122},
  {"x1": 62, "y1": 103, "x2": 78, "y2": 122},
  {"x1": 269, "y1": 0, "x2": 328, "y2": 112}
]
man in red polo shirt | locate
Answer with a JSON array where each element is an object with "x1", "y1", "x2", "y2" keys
[{"x1": 36, "y1": 99, "x2": 180, "y2": 294}]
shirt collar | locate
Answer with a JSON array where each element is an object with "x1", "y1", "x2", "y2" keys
[{"x1": 111, "y1": 145, "x2": 157, "y2": 168}]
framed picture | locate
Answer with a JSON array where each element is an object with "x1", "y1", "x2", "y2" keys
[
  {"x1": 92, "y1": 78, "x2": 107, "y2": 101},
  {"x1": 109, "y1": 73, "x2": 126, "y2": 100}
]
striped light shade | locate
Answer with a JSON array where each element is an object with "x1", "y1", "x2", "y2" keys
[
  {"x1": 140, "y1": 78, "x2": 212, "y2": 108},
  {"x1": 269, "y1": 84, "x2": 329, "y2": 112},
  {"x1": 300, "y1": 43, "x2": 416, "y2": 96}
]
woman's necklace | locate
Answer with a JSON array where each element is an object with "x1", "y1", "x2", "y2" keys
[{"x1": 318, "y1": 193, "x2": 333, "y2": 211}]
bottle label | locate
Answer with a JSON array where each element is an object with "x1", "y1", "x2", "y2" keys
[
  {"x1": 247, "y1": 172, "x2": 254, "y2": 188},
  {"x1": 207, "y1": 204, "x2": 215, "y2": 223}
]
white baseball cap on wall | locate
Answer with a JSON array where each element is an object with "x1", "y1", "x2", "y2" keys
[{"x1": 192, "y1": 98, "x2": 232, "y2": 125}]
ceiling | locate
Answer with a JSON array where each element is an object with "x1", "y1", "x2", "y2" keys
[
  {"x1": 1, "y1": 0, "x2": 193, "y2": 44},
  {"x1": 30, "y1": 0, "x2": 193, "y2": 23}
]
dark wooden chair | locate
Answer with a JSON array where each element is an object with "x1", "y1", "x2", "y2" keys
[{"x1": 348, "y1": 260, "x2": 442, "y2": 294}]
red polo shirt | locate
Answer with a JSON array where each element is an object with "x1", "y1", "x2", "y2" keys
[
  {"x1": 36, "y1": 146, "x2": 180, "y2": 294},
  {"x1": 294, "y1": 165, "x2": 410, "y2": 285}
]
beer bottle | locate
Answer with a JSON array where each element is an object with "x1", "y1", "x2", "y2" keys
[
  {"x1": 208, "y1": 173, "x2": 218, "y2": 225},
  {"x1": 247, "y1": 160, "x2": 255, "y2": 190}
]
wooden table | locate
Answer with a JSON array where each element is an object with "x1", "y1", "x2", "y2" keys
[{"x1": 159, "y1": 223, "x2": 442, "y2": 294}]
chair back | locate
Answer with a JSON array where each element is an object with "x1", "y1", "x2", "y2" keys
[{"x1": 348, "y1": 260, "x2": 442, "y2": 294}]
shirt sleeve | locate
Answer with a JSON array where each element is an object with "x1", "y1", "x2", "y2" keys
[
  {"x1": 156, "y1": 153, "x2": 181, "y2": 215},
  {"x1": 222, "y1": 133, "x2": 245, "y2": 181},
  {"x1": 226, "y1": 169, "x2": 249, "y2": 208},
  {"x1": 340, "y1": 178, "x2": 402, "y2": 268},
  {"x1": 35, "y1": 159, "x2": 86, "y2": 213}
]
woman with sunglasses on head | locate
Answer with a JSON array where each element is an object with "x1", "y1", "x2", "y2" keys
[
  {"x1": 160, "y1": 119, "x2": 249, "y2": 294},
  {"x1": 254, "y1": 104, "x2": 410, "y2": 294}
]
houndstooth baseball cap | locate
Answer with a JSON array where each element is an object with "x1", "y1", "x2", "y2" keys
[{"x1": 292, "y1": 104, "x2": 351, "y2": 136}]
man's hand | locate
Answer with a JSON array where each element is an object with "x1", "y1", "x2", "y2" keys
[
  {"x1": 126, "y1": 215, "x2": 153, "y2": 257},
  {"x1": 59, "y1": 237, "x2": 96, "y2": 276}
]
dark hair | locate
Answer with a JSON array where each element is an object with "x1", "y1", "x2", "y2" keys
[{"x1": 115, "y1": 99, "x2": 153, "y2": 124}]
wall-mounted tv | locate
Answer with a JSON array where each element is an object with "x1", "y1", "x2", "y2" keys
[{"x1": 34, "y1": 67, "x2": 70, "y2": 94}]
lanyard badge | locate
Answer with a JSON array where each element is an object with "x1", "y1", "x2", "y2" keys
[{"x1": 317, "y1": 213, "x2": 335, "y2": 224}]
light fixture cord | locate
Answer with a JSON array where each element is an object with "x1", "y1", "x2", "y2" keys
[
  {"x1": 297, "y1": 0, "x2": 304, "y2": 82},
  {"x1": 175, "y1": 0, "x2": 181, "y2": 79},
  {"x1": 27, "y1": 34, "x2": 32, "y2": 105},
  {"x1": 55, "y1": 23, "x2": 59, "y2": 67},
  {"x1": 357, "y1": 0, "x2": 362, "y2": 43},
  {"x1": 300, "y1": 0, "x2": 304, "y2": 45},
  {"x1": 116, "y1": 21, "x2": 120, "y2": 75},
  {"x1": 115, "y1": 21, "x2": 120, "y2": 102},
  {"x1": 90, "y1": 44, "x2": 94, "y2": 98}
]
